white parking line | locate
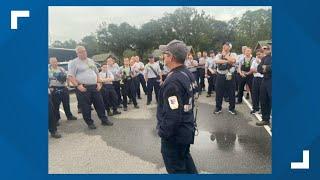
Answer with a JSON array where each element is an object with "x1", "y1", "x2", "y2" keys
[{"x1": 243, "y1": 98, "x2": 272, "y2": 136}]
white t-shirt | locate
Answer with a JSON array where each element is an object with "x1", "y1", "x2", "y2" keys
[
  {"x1": 99, "y1": 71, "x2": 114, "y2": 84},
  {"x1": 251, "y1": 58, "x2": 264, "y2": 78},
  {"x1": 136, "y1": 62, "x2": 145, "y2": 75},
  {"x1": 185, "y1": 59, "x2": 198, "y2": 72}
]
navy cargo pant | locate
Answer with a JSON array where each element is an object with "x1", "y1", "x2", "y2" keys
[
  {"x1": 77, "y1": 84, "x2": 109, "y2": 125},
  {"x1": 48, "y1": 94, "x2": 57, "y2": 134},
  {"x1": 161, "y1": 139, "x2": 198, "y2": 174},
  {"x1": 215, "y1": 73, "x2": 236, "y2": 111},
  {"x1": 101, "y1": 84, "x2": 118, "y2": 112},
  {"x1": 121, "y1": 78, "x2": 138, "y2": 107},
  {"x1": 207, "y1": 74, "x2": 216, "y2": 95},
  {"x1": 147, "y1": 78, "x2": 160, "y2": 103},
  {"x1": 136, "y1": 74, "x2": 147, "y2": 97},
  {"x1": 237, "y1": 74, "x2": 253, "y2": 103},
  {"x1": 198, "y1": 68, "x2": 205, "y2": 91},
  {"x1": 112, "y1": 81, "x2": 122, "y2": 106},
  {"x1": 260, "y1": 78, "x2": 272, "y2": 122},
  {"x1": 252, "y1": 77, "x2": 263, "y2": 111},
  {"x1": 51, "y1": 87, "x2": 74, "y2": 121}
]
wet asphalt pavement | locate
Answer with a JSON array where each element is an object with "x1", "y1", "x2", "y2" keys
[{"x1": 49, "y1": 88, "x2": 271, "y2": 174}]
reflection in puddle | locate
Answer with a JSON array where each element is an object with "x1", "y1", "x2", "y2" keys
[{"x1": 194, "y1": 130, "x2": 243, "y2": 152}]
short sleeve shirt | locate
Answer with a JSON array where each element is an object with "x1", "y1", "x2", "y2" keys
[
  {"x1": 49, "y1": 66, "x2": 66, "y2": 87},
  {"x1": 251, "y1": 58, "x2": 264, "y2": 78},
  {"x1": 184, "y1": 59, "x2": 198, "y2": 73},
  {"x1": 99, "y1": 71, "x2": 114, "y2": 84},
  {"x1": 108, "y1": 63, "x2": 121, "y2": 81},
  {"x1": 144, "y1": 63, "x2": 161, "y2": 78},
  {"x1": 68, "y1": 58, "x2": 98, "y2": 85}
]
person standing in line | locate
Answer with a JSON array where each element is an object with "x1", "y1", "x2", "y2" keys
[
  {"x1": 214, "y1": 42, "x2": 237, "y2": 115},
  {"x1": 198, "y1": 51, "x2": 208, "y2": 92},
  {"x1": 49, "y1": 57, "x2": 77, "y2": 124},
  {"x1": 144, "y1": 54, "x2": 162, "y2": 105},
  {"x1": 256, "y1": 46, "x2": 272, "y2": 126},
  {"x1": 107, "y1": 57, "x2": 123, "y2": 108},
  {"x1": 120, "y1": 57, "x2": 140, "y2": 111},
  {"x1": 99, "y1": 63, "x2": 121, "y2": 116},
  {"x1": 68, "y1": 46, "x2": 113, "y2": 129},
  {"x1": 250, "y1": 49, "x2": 264, "y2": 114},
  {"x1": 135, "y1": 56, "x2": 148, "y2": 98},
  {"x1": 205, "y1": 50, "x2": 217, "y2": 97}
]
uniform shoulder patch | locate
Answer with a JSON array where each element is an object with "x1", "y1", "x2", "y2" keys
[{"x1": 168, "y1": 96, "x2": 179, "y2": 110}]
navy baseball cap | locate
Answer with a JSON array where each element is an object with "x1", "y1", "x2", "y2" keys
[{"x1": 159, "y1": 40, "x2": 188, "y2": 61}]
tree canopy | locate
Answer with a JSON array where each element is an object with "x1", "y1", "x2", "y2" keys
[{"x1": 51, "y1": 7, "x2": 271, "y2": 63}]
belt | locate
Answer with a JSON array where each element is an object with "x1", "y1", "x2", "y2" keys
[{"x1": 83, "y1": 84, "x2": 97, "y2": 88}]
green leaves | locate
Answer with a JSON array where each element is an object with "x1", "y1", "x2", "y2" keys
[{"x1": 51, "y1": 7, "x2": 271, "y2": 60}]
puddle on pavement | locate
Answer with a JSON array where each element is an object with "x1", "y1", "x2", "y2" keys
[{"x1": 194, "y1": 130, "x2": 243, "y2": 152}]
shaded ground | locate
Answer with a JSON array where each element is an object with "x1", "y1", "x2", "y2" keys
[{"x1": 49, "y1": 88, "x2": 271, "y2": 174}]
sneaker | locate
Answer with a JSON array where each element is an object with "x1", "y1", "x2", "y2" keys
[
  {"x1": 88, "y1": 124, "x2": 97, "y2": 129},
  {"x1": 123, "y1": 107, "x2": 128, "y2": 111},
  {"x1": 51, "y1": 132, "x2": 62, "y2": 139},
  {"x1": 228, "y1": 109, "x2": 237, "y2": 115},
  {"x1": 250, "y1": 110, "x2": 258, "y2": 114},
  {"x1": 256, "y1": 121, "x2": 270, "y2": 126},
  {"x1": 101, "y1": 120, "x2": 113, "y2": 126},
  {"x1": 214, "y1": 109, "x2": 222, "y2": 114},
  {"x1": 67, "y1": 116, "x2": 77, "y2": 120},
  {"x1": 128, "y1": 100, "x2": 132, "y2": 104},
  {"x1": 113, "y1": 110, "x2": 121, "y2": 115},
  {"x1": 206, "y1": 94, "x2": 211, "y2": 97},
  {"x1": 134, "y1": 105, "x2": 140, "y2": 109},
  {"x1": 146, "y1": 101, "x2": 151, "y2": 105},
  {"x1": 118, "y1": 104, "x2": 123, "y2": 108}
]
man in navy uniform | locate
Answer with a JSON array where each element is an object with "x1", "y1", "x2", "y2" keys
[
  {"x1": 157, "y1": 40, "x2": 198, "y2": 174},
  {"x1": 256, "y1": 45, "x2": 272, "y2": 126},
  {"x1": 68, "y1": 46, "x2": 113, "y2": 129}
]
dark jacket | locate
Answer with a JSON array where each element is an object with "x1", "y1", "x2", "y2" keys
[
  {"x1": 257, "y1": 54, "x2": 272, "y2": 79},
  {"x1": 156, "y1": 65, "x2": 197, "y2": 145}
]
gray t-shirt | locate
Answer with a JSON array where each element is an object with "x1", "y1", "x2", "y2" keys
[
  {"x1": 144, "y1": 63, "x2": 161, "y2": 79},
  {"x1": 68, "y1": 58, "x2": 99, "y2": 85}
]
